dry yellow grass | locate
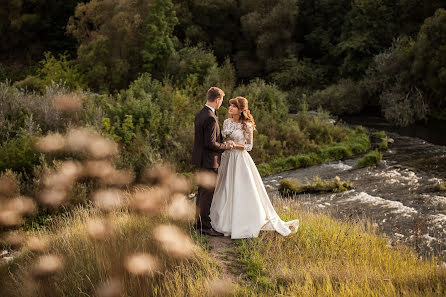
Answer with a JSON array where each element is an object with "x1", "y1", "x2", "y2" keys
[
  {"x1": 0, "y1": 204, "x2": 222, "y2": 297},
  {"x1": 234, "y1": 197, "x2": 446, "y2": 296}
]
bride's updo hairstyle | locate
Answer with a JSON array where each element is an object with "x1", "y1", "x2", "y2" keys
[{"x1": 228, "y1": 96, "x2": 256, "y2": 133}]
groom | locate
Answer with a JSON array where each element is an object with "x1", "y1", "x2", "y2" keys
[{"x1": 192, "y1": 87, "x2": 234, "y2": 236}]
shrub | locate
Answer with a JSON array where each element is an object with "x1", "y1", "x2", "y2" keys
[
  {"x1": 0, "y1": 133, "x2": 40, "y2": 176},
  {"x1": 356, "y1": 150, "x2": 382, "y2": 168},
  {"x1": 321, "y1": 145, "x2": 352, "y2": 160},
  {"x1": 0, "y1": 82, "x2": 102, "y2": 143},
  {"x1": 233, "y1": 78, "x2": 289, "y2": 124},
  {"x1": 165, "y1": 45, "x2": 218, "y2": 88},
  {"x1": 14, "y1": 52, "x2": 86, "y2": 93},
  {"x1": 270, "y1": 57, "x2": 328, "y2": 93},
  {"x1": 308, "y1": 79, "x2": 364, "y2": 115},
  {"x1": 279, "y1": 176, "x2": 353, "y2": 196}
]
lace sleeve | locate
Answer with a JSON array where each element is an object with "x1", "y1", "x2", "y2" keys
[
  {"x1": 223, "y1": 119, "x2": 230, "y2": 134},
  {"x1": 244, "y1": 123, "x2": 253, "y2": 151}
]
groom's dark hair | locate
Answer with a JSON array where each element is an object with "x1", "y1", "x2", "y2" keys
[{"x1": 206, "y1": 87, "x2": 225, "y2": 102}]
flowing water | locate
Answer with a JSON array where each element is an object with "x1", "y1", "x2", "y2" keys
[{"x1": 264, "y1": 116, "x2": 446, "y2": 260}]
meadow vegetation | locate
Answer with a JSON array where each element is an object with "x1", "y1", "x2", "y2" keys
[
  {"x1": 234, "y1": 201, "x2": 446, "y2": 296},
  {"x1": 278, "y1": 176, "x2": 353, "y2": 196}
]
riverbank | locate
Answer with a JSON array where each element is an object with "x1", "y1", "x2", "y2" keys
[{"x1": 263, "y1": 130, "x2": 446, "y2": 260}]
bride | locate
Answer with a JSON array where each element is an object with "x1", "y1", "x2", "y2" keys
[{"x1": 210, "y1": 96, "x2": 299, "y2": 239}]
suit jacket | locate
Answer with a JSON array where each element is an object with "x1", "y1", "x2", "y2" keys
[{"x1": 192, "y1": 106, "x2": 227, "y2": 169}]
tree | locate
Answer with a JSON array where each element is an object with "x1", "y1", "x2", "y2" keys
[
  {"x1": 412, "y1": 8, "x2": 446, "y2": 107},
  {"x1": 295, "y1": 0, "x2": 351, "y2": 79},
  {"x1": 0, "y1": 0, "x2": 81, "y2": 62},
  {"x1": 239, "y1": 0, "x2": 299, "y2": 76},
  {"x1": 67, "y1": 0, "x2": 148, "y2": 92},
  {"x1": 141, "y1": 0, "x2": 178, "y2": 78},
  {"x1": 335, "y1": 0, "x2": 398, "y2": 78}
]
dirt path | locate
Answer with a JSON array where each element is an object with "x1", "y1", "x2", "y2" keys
[{"x1": 208, "y1": 236, "x2": 245, "y2": 285}]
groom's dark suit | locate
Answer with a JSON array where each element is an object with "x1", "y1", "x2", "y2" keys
[{"x1": 192, "y1": 105, "x2": 228, "y2": 230}]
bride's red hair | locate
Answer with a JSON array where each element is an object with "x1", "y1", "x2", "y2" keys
[{"x1": 228, "y1": 96, "x2": 256, "y2": 132}]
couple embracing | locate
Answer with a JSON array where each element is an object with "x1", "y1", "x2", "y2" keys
[{"x1": 192, "y1": 87, "x2": 299, "y2": 239}]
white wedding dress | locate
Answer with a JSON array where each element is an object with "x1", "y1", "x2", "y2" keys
[{"x1": 210, "y1": 119, "x2": 299, "y2": 239}]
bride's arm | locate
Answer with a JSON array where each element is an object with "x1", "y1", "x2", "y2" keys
[{"x1": 235, "y1": 123, "x2": 253, "y2": 151}]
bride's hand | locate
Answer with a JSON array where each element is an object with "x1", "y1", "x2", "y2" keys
[{"x1": 225, "y1": 140, "x2": 235, "y2": 150}]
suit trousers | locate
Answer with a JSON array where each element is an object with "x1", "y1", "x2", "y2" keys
[{"x1": 195, "y1": 168, "x2": 218, "y2": 231}]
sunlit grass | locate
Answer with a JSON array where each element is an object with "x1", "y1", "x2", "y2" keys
[
  {"x1": 356, "y1": 150, "x2": 382, "y2": 168},
  {"x1": 0, "y1": 204, "x2": 222, "y2": 297},
  {"x1": 234, "y1": 197, "x2": 446, "y2": 296},
  {"x1": 278, "y1": 176, "x2": 353, "y2": 196}
]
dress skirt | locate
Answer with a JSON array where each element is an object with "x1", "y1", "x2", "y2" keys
[{"x1": 210, "y1": 150, "x2": 299, "y2": 239}]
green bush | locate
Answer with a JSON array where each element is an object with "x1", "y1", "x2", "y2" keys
[
  {"x1": 165, "y1": 45, "x2": 218, "y2": 88},
  {"x1": 278, "y1": 176, "x2": 353, "y2": 196},
  {"x1": 0, "y1": 133, "x2": 40, "y2": 176},
  {"x1": 376, "y1": 130, "x2": 387, "y2": 139},
  {"x1": 356, "y1": 150, "x2": 382, "y2": 168},
  {"x1": 308, "y1": 79, "x2": 364, "y2": 115},
  {"x1": 14, "y1": 52, "x2": 86, "y2": 93},
  {"x1": 271, "y1": 57, "x2": 328, "y2": 90},
  {"x1": 321, "y1": 145, "x2": 352, "y2": 160}
]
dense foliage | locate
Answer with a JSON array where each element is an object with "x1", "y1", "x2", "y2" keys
[{"x1": 1, "y1": 0, "x2": 445, "y2": 125}]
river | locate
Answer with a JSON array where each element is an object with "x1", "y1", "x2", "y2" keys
[{"x1": 264, "y1": 115, "x2": 446, "y2": 260}]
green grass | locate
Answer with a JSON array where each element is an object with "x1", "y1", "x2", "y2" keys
[
  {"x1": 356, "y1": 150, "x2": 382, "y2": 168},
  {"x1": 233, "y1": 200, "x2": 446, "y2": 296},
  {"x1": 376, "y1": 130, "x2": 389, "y2": 151},
  {"x1": 278, "y1": 176, "x2": 353, "y2": 196},
  {"x1": 376, "y1": 130, "x2": 387, "y2": 139},
  {"x1": 257, "y1": 128, "x2": 370, "y2": 176}
]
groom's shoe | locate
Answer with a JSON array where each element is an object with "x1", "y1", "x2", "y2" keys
[
  {"x1": 201, "y1": 228, "x2": 224, "y2": 237},
  {"x1": 208, "y1": 227, "x2": 224, "y2": 237}
]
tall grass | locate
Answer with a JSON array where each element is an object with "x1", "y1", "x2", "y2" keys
[
  {"x1": 234, "y1": 198, "x2": 446, "y2": 296},
  {"x1": 0, "y1": 204, "x2": 222, "y2": 297}
]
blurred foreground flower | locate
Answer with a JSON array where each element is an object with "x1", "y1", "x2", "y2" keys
[
  {"x1": 0, "y1": 196, "x2": 36, "y2": 226},
  {"x1": 27, "y1": 236, "x2": 49, "y2": 253},
  {"x1": 0, "y1": 174, "x2": 19, "y2": 197},
  {"x1": 44, "y1": 161, "x2": 83, "y2": 190},
  {"x1": 153, "y1": 224, "x2": 195, "y2": 258},
  {"x1": 206, "y1": 278, "x2": 236, "y2": 297},
  {"x1": 124, "y1": 253, "x2": 160, "y2": 275},
  {"x1": 143, "y1": 164, "x2": 192, "y2": 194},
  {"x1": 130, "y1": 186, "x2": 166, "y2": 215},
  {"x1": 66, "y1": 128, "x2": 118, "y2": 158},
  {"x1": 93, "y1": 189, "x2": 123, "y2": 212},
  {"x1": 84, "y1": 160, "x2": 134, "y2": 186},
  {"x1": 39, "y1": 189, "x2": 67, "y2": 207},
  {"x1": 167, "y1": 194, "x2": 195, "y2": 221},
  {"x1": 142, "y1": 163, "x2": 174, "y2": 185},
  {"x1": 96, "y1": 278, "x2": 123, "y2": 297},
  {"x1": 31, "y1": 254, "x2": 64, "y2": 279},
  {"x1": 86, "y1": 219, "x2": 114, "y2": 240},
  {"x1": 195, "y1": 171, "x2": 217, "y2": 189},
  {"x1": 35, "y1": 133, "x2": 66, "y2": 153},
  {"x1": 4, "y1": 231, "x2": 25, "y2": 249}
]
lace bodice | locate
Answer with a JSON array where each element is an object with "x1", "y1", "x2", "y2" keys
[{"x1": 222, "y1": 118, "x2": 253, "y2": 151}]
